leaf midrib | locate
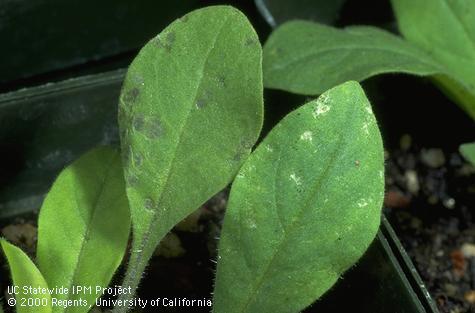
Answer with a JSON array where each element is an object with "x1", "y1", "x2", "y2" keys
[
  {"x1": 239, "y1": 100, "x2": 357, "y2": 312},
  {"x1": 270, "y1": 44, "x2": 441, "y2": 73},
  {"x1": 155, "y1": 14, "x2": 231, "y2": 217},
  {"x1": 131, "y1": 14, "x2": 234, "y2": 270},
  {"x1": 442, "y1": 0, "x2": 475, "y2": 57},
  {"x1": 63, "y1": 153, "x2": 116, "y2": 313}
]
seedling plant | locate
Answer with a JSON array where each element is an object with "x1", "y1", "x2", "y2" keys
[{"x1": 2, "y1": 5, "x2": 385, "y2": 313}]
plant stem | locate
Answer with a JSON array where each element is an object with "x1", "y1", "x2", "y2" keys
[{"x1": 112, "y1": 238, "x2": 151, "y2": 313}]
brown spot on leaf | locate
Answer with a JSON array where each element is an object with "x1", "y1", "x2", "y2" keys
[
  {"x1": 124, "y1": 88, "x2": 139, "y2": 103},
  {"x1": 131, "y1": 74, "x2": 144, "y2": 85},
  {"x1": 180, "y1": 15, "x2": 189, "y2": 23},
  {"x1": 154, "y1": 36, "x2": 163, "y2": 47},
  {"x1": 196, "y1": 98, "x2": 206, "y2": 109},
  {"x1": 232, "y1": 140, "x2": 253, "y2": 162},
  {"x1": 196, "y1": 90, "x2": 213, "y2": 109},
  {"x1": 245, "y1": 37, "x2": 257, "y2": 46},
  {"x1": 217, "y1": 75, "x2": 226, "y2": 88},
  {"x1": 241, "y1": 138, "x2": 254, "y2": 150},
  {"x1": 166, "y1": 32, "x2": 176, "y2": 44},
  {"x1": 133, "y1": 152, "x2": 143, "y2": 167},
  {"x1": 156, "y1": 32, "x2": 176, "y2": 52},
  {"x1": 133, "y1": 115, "x2": 145, "y2": 132},
  {"x1": 144, "y1": 198, "x2": 155, "y2": 211},
  {"x1": 145, "y1": 118, "x2": 163, "y2": 139},
  {"x1": 155, "y1": 36, "x2": 172, "y2": 52},
  {"x1": 232, "y1": 152, "x2": 243, "y2": 162},
  {"x1": 119, "y1": 128, "x2": 128, "y2": 141},
  {"x1": 126, "y1": 173, "x2": 139, "y2": 187},
  {"x1": 122, "y1": 146, "x2": 132, "y2": 164}
]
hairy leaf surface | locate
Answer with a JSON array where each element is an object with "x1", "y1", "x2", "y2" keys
[
  {"x1": 1, "y1": 239, "x2": 52, "y2": 313},
  {"x1": 117, "y1": 5, "x2": 263, "y2": 304},
  {"x1": 263, "y1": 21, "x2": 441, "y2": 95},
  {"x1": 213, "y1": 81, "x2": 384, "y2": 313},
  {"x1": 37, "y1": 147, "x2": 130, "y2": 313}
]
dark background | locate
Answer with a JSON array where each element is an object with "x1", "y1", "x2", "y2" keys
[{"x1": 0, "y1": 1, "x2": 473, "y2": 312}]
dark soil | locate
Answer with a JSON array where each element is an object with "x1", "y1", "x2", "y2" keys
[{"x1": 385, "y1": 136, "x2": 475, "y2": 313}]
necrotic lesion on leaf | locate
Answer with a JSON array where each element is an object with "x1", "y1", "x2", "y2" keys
[{"x1": 114, "y1": 6, "x2": 264, "y2": 311}]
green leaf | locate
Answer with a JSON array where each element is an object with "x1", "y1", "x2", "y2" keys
[
  {"x1": 460, "y1": 142, "x2": 475, "y2": 165},
  {"x1": 116, "y1": 5, "x2": 263, "y2": 308},
  {"x1": 36, "y1": 147, "x2": 130, "y2": 313},
  {"x1": 432, "y1": 74, "x2": 475, "y2": 119},
  {"x1": 213, "y1": 81, "x2": 384, "y2": 313},
  {"x1": 263, "y1": 21, "x2": 441, "y2": 95},
  {"x1": 1, "y1": 239, "x2": 52, "y2": 313},
  {"x1": 391, "y1": 0, "x2": 475, "y2": 119},
  {"x1": 391, "y1": 0, "x2": 475, "y2": 62}
]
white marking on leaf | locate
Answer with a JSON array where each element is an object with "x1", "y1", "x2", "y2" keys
[
  {"x1": 289, "y1": 173, "x2": 302, "y2": 186},
  {"x1": 357, "y1": 198, "x2": 368, "y2": 207},
  {"x1": 313, "y1": 94, "x2": 331, "y2": 118},
  {"x1": 313, "y1": 103, "x2": 330, "y2": 118},
  {"x1": 362, "y1": 122, "x2": 370, "y2": 135},
  {"x1": 265, "y1": 145, "x2": 274, "y2": 152},
  {"x1": 248, "y1": 219, "x2": 257, "y2": 229},
  {"x1": 300, "y1": 131, "x2": 313, "y2": 142}
]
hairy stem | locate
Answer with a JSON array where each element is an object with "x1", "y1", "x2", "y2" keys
[{"x1": 112, "y1": 237, "x2": 151, "y2": 313}]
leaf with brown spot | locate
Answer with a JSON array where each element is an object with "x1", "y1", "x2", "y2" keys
[{"x1": 116, "y1": 6, "x2": 263, "y2": 311}]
